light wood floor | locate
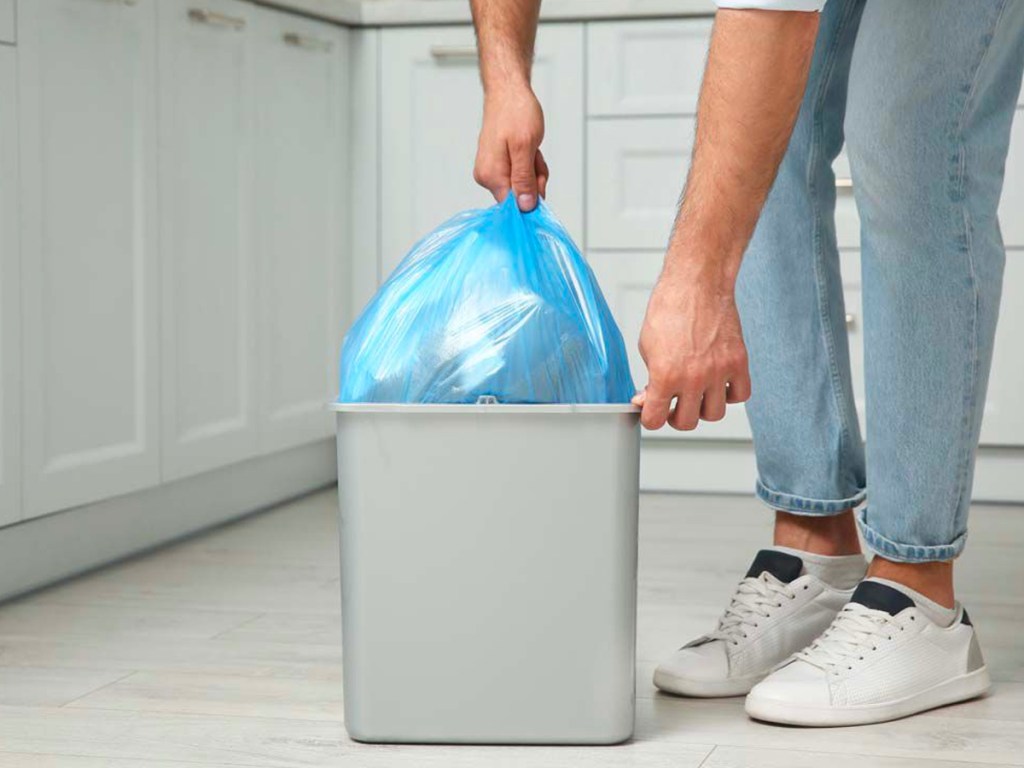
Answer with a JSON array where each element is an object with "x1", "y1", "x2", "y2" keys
[{"x1": 0, "y1": 489, "x2": 1021, "y2": 767}]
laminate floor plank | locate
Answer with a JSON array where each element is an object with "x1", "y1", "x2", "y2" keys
[{"x1": 0, "y1": 489, "x2": 1020, "y2": 767}]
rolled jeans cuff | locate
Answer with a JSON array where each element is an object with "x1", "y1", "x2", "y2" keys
[
  {"x1": 755, "y1": 479, "x2": 866, "y2": 516},
  {"x1": 856, "y1": 508, "x2": 966, "y2": 563}
]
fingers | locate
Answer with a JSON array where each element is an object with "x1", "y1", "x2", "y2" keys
[
  {"x1": 639, "y1": 385, "x2": 674, "y2": 431},
  {"x1": 509, "y1": 139, "x2": 540, "y2": 211},
  {"x1": 726, "y1": 373, "x2": 752, "y2": 403},
  {"x1": 700, "y1": 382, "x2": 728, "y2": 422},
  {"x1": 535, "y1": 149, "x2": 549, "y2": 199},
  {"x1": 669, "y1": 391, "x2": 703, "y2": 431},
  {"x1": 473, "y1": 150, "x2": 511, "y2": 204}
]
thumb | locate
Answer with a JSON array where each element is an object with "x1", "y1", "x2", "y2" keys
[{"x1": 509, "y1": 142, "x2": 539, "y2": 212}]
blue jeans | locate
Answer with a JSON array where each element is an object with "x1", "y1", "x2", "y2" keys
[{"x1": 736, "y1": 0, "x2": 1024, "y2": 563}]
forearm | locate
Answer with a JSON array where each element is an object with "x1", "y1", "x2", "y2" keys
[
  {"x1": 470, "y1": 0, "x2": 542, "y2": 94},
  {"x1": 665, "y1": 9, "x2": 819, "y2": 285}
]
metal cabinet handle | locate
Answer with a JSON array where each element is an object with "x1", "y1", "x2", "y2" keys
[
  {"x1": 98, "y1": 0, "x2": 138, "y2": 5},
  {"x1": 188, "y1": 8, "x2": 246, "y2": 30},
  {"x1": 283, "y1": 32, "x2": 333, "y2": 52},
  {"x1": 429, "y1": 45, "x2": 479, "y2": 62},
  {"x1": 835, "y1": 177, "x2": 853, "y2": 189},
  {"x1": 845, "y1": 313, "x2": 856, "y2": 328}
]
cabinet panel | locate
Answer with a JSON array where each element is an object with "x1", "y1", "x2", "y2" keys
[
  {"x1": 159, "y1": 0, "x2": 257, "y2": 480},
  {"x1": 587, "y1": 117, "x2": 693, "y2": 250},
  {"x1": 0, "y1": 46, "x2": 18, "y2": 525},
  {"x1": 587, "y1": 20, "x2": 711, "y2": 117},
  {"x1": 0, "y1": 0, "x2": 13, "y2": 45},
  {"x1": 253, "y1": 7, "x2": 347, "y2": 451},
  {"x1": 832, "y1": 151, "x2": 860, "y2": 250},
  {"x1": 380, "y1": 24, "x2": 584, "y2": 275},
  {"x1": 999, "y1": 107, "x2": 1024, "y2": 248},
  {"x1": 980, "y1": 255, "x2": 1024, "y2": 445},
  {"x1": 588, "y1": 117, "x2": 860, "y2": 252},
  {"x1": 18, "y1": 0, "x2": 160, "y2": 517}
]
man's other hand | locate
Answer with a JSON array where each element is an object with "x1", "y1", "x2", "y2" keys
[
  {"x1": 634, "y1": 264, "x2": 752, "y2": 431},
  {"x1": 473, "y1": 85, "x2": 548, "y2": 212}
]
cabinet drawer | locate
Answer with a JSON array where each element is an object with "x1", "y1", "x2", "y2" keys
[
  {"x1": 999, "y1": 106, "x2": 1024, "y2": 248},
  {"x1": 0, "y1": 0, "x2": 13, "y2": 44},
  {"x1": 832, "y1": 151, "x2": 860, "y2": 249},
  {"x1": 587, "y1": 19, "x2": 711, "y2": 117},
  {"x1": 587, "y1": 117, "x2": 693, "y2": 250},
  {"x1": 588, "y1": 117, "x2": 861, "y2": 251},
  {"x1": 980, "y1": 254, "x2": 1024, "y2": 445}
]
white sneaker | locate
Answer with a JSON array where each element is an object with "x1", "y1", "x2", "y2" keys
[
  {"x1": 653, "y1": 549, "x2": 858, "y2": 697},
  {"x1": 745, "y1": 579, "x2": 991, "y2": 726}
]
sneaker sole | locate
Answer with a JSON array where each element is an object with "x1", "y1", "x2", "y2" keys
[
  {"x1": 653, "y1": 667, "x2": 766, "y2": 698},
  {"x1": 744, "y1": 666, "x2": 992, "y2": 726}
]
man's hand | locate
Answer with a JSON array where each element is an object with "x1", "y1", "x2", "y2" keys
[
  {"x1": 636, "y1": 9, "x2": 818, "y2": 431},
  {"x1": 474, "y1": 85, "x2": 549, "y2": 211},
  {"x1": 635, "y1": 264, "x2": 751, "y2": 430}
]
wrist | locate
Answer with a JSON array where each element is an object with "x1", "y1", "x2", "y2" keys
[{"x1": 661, "y1": 245, "x2": 742, "y2": 294}]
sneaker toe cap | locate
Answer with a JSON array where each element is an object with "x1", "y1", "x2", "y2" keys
[
  {"x1": 747, "y1": 659, "x2": 832, "y2": 707},
  {"x1": 655, "y1": 640, "x2": 730, "y2": 684}
]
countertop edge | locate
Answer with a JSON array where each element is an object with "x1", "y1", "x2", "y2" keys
[{"x1": 251, "y1": 0, "x2": 716, "y2": 27}]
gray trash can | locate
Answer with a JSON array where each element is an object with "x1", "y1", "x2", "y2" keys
[{"x1": 332, "y1": 402, "x2": 641, "y2": 744}]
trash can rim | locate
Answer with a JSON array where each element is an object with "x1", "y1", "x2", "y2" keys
[{"x1": 329, "y1": 402, "x2": 641, "y2": 414}]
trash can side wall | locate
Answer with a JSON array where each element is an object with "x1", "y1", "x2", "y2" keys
[{"x1": 336, "y1": 408, "x2": 640, "y2": 744}]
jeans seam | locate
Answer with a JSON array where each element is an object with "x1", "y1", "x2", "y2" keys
[
  {"x1": 809, "y1": 0, "x2": 860, "y2": 495},
  {"x1": 949, "y1": 1, "x2": 1006, "y2": 539}
]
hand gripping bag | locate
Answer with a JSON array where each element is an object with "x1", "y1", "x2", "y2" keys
[{"x1": 338, "y1": 194, "x2": 635, "y2": 404}]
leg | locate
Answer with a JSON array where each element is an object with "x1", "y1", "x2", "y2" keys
[
  {"x1": 746, "y1": 0, "x2": 1024, "y2": 726},
  {"x1": 655, "y1": 3, "x2": 871, "y2": 700},
  {"x1": 846, "y1": 0, "x2": 1024, "y2": 576},
  {"x1": 736, "y1": 0, "x2": 867, "y2": 530}
]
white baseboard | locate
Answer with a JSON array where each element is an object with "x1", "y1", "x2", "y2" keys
[
  {"x1": 640, "y1": 437, "x2": 1024, "y2": 504},
  {"x1": 0, "y1": 439, "x2": 336, "y2": 604},
  {"x1": 2, "y1": 435, "x2": 1018, "y2": 604}
]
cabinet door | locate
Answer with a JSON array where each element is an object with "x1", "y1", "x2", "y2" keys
[
  {"x1": 159, "y1": 0, "x2": 257, "y2": 480},
  {"x1": 587, "y1": 19, "x2": 711, "y2": 117},
  {"x1": 379, "y1": 24, "x2": 584, "y2": 275},
  {"x1": 0, "y1": 0, "x2": 13, "y2": 44},
  {"x1": 0, "y1": 46, "x2": 18, "y2": 525},
  {"x1": 252, "y1": 7, "x2": 347, "y2": 451},
  {"x1": 587, "y1": 117, "x2": 693, "y2": 250},
  {"x1": 999, "y1": 106, "x2": 1024, "y2": 248},
  {"x1": 980, "y1": 256, "x2": 1024, "y2": 445},
  {"x1": 19, "y1": 0, "x2": 160, "y2": 517}
]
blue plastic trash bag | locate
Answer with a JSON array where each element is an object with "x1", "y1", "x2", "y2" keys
[{"x1": 338, "y1": 194, "x2": 635, "y2": 404}]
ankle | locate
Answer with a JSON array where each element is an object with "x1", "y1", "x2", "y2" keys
[
  {"x1": 866, "y1": 557, "x2": 955, "y2": 608},
  {"x1": 773, "y1": 509, "x2": 862, "y2": 557}
]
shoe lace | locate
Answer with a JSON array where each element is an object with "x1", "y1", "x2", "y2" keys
[
  {"x1": 707, "y1": 574, "x2": 797, "y2": 646},
  {"x1": 795, "y1": 603, "x2": 902, "y2": 673}
]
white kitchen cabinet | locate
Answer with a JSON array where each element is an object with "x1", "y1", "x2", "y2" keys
[
  {"x1": 18, "y1": 0, "x2": 160, "y2": 517},
  {"x1": 252, "y1": 6, "x2": 348, "y2": 452},
  {"x1": 0, "y1": 46, "x2": 18, "y2": 525},
  {"x1": 587, "y1": 117, "x2": 694, "y2": 251},
  {"x1": 587, "y1": 20, "x2": 711, "y2": 117},
  {"x1": 0, "y1": 0, "x2": 14, "y2": 44},
  {"x1": 980, "y1": 256, "x2": 1024, "y2": 445},
  {"x1": 158, "y1": 0, "x2": 258, "y2": 480},
  {"x1": 999, "y1": 107, "x2": 1024, "y2": 248},
  {"x1": 379, "y1": 24, "x2": 585, "y2": 275},
  {"x1": 588, "y1": 117, "x2": 861, "y2": 252}
]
